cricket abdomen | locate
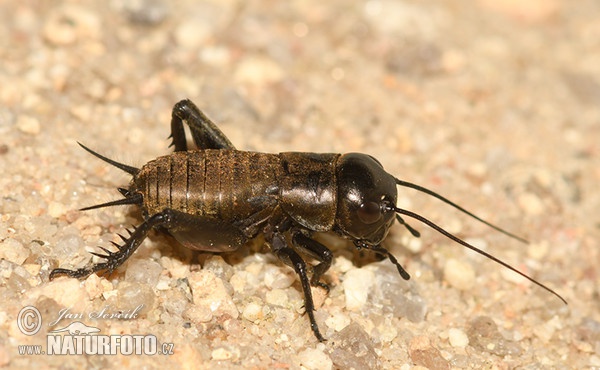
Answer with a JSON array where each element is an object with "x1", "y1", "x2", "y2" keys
[{"x1": 132, "y1": 150, "x2": 281, "y2": 249}]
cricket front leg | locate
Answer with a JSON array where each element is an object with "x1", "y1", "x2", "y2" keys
[{"x1": 269, "y1": 232, "x2": 326, "y2": 342}]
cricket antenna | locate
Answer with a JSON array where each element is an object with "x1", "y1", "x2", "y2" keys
[
  {"x1": 388, "y1": 204, "x2": 567, "y2": 305},
  {"x1": 395, "y1": 178, "x2": 528, "y2": 244}
]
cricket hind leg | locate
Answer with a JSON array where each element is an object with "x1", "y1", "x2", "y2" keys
[
  {"x1": 49, "y1": 211, "x2": 171, "y2": 280},
  {"x1": 169, "y1": 99, "x2": 236, "y2": 151}
]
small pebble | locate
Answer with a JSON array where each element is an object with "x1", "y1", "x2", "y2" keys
[
  {"x1": 330, "y1": 323, "x2": 379, "y2": 370},
  {"x1": 333, "y1": 256, "x2": 354, "y2": 273},
  {"x1": 22, "y1": 264, "x2": 41, "y2": 278},
  {"x1": 16, "y1": 115, "x2": 40, "y2": 135},
  {"x1": 42, "y1": 5, "x2": 101, "y2": 45},
  {"x1": 0, "y1": 238, "x2": 30, "y2": 265},
  {"x1": 518, "y1": 192, "x2": 545, "y2": 215},
  {"x1": 203, "y1": 255, "x2": 234, "y2": 280},
  {"x1": 229, "y1": 271, "x2": 249, "y2": 293},
  {"x1": 370, "y1": 262, "x2": 425, "y2": 322},
  {"x1": 159, "y1": 256, "x2": 189, "y2": 279},
  {"x1": 467, "y1": 316, "x2": 522, "y2": 356},
  {"x1": 264, "y1": 265, "x2": 294, "y2": 289},
  {"x1": 448, "y1": 328, "x2": 469, "y2": 348},
  {"x1": 188, "y1": 270, "x2": 238, "y2": 319},
  {"x1": 298, "y1": 347, "x2": 332, "y2": 370},
  {"x1": 409, "y1": 335, "x2": 450, "y2": 370},
  {"x1": 242, "y1": 301, "x2": 264, "y2": 322},
  {"x1": 527, "y1": 241, "x2": 549, "y2": 260},
  {"x1": 533, "y1": 316, "x2": 562, "y2": 343},
  {"x1": 8, "y1": 272, "x2": 30, "y2": 293},
  {"x1": 443, "y1": 258, "x2": 475, "y2": 291},
  {"x1": 342, "y1": 268, "x2": 375, "y2": 311},
  {"x1": 161, "y1": 289, "x2": 189, "y2": 316},
  {"x1": 325, "y1": 312, "x2": 351, "y2": 332},
  {"x1": 200, "y1": 46, "x2": 231, "y2": 66},
  {"x1": 174, "y1": 16, "x2": 211, "y2": 49},
  {"x1": 401, "y1": 235, "x2": 423, "y2": 253},
  {"x1": 155, "y1": 276, "x2": 172, "y2": 290},
  {"x1": 116, "y1": 281, "x2": 156, "y2": 315},
  {"x1": 173, "y1": 344, "x2": 205, "y2": 368},
  {"x1": 125, "y1": 259, "x2": 163, "y2": 285},
  {"x1": 265, "y1": 288, "x2": 288, "y2": 307},
  {"x1": 377, "y1": 321, "x2": 398, "y2": 343},
  {"x1": 84, "y1": 273, "x2": 111, "y2": 300},
  {"x1": 121, "y1": 0, "x2": 169, "y2": 25},
  {"x1": 234, "y1": 56, "x2": 284, "y2": 85},
  {"x1": 53, "y1": 234, "x2": 84, "y2": 260},
  {"x1": 102, "y1": 289, "x2": 118, "y2": 301},
  {"x1": 41, "y1": 279, "x2": 87, "y2": 308},
  {"x1": 211, "y1": 346, "x2": 240, "y2": 361},
  {"x1": 183, "y1": 305, "x2": 213, "y2": 324},
  {"x1": 47, "y1": 201, "x2": 67, "y2": 218}
]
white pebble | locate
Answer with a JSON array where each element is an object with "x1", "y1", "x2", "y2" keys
[
  {"x1": 265, "y1": 288, "x2": 288, "y2": 307},
  {"x1": 443, "y1": 258, "x2": 475, "y2": 291},
  {"x1": 334, "y1": 256, "x2": 354, "y2": 273},
  {"x1": 188, "y1": 270, "x2": 239, "y2": 319},
  {"x1": 42, "y1": 5, "x2": 100, "y2": 46},
  {"x1": 155, "y1": 276, "x2": 171, "y2": 291},
  {"x1": 343, "y1": 268, "x2": 375, "y2": 310},
  {"x1": 47, "y1": 201, "x2": 67, "y2": 218},
  {"x1": 533, "y1": 316, "x2": 562, "y2": 343},
  {"x1": 55, "y1": 235, "x2": 84, "y2": 261},
  {"x1": 116, "y1": 282, "x2": 156, "y2": 315},
  {"x1": 297, "y1": 347, "x2": 332, "y2": 370},
  {"x1": 211, "y1": 346, "x2": 240, "y2": 361},
  {"x1": 125, "y1": 259, "x2": 163, "y2": 285},
  {"x1": 16, "y1": 115, "x2": 40, "y2": 135},
  {"x1": 402, "y1": 235, "x2": 423, "y2": 253},
  {"x1": 518, "y1": 192, "x2": 545, "y2": 215},
  {"x1": 527, "y1": 241, "x2": 549, "y2": 260},
  {"x1": 448, "y1": 328, "x2": 469, "y2": 347},
  {"x1": 242, "y1": 301, "x2": 264, "y2": 322},
  {"x1": 325, "y1": 312, "x2": 351, "y2": 332},
  {"x1": 230, "y1": 271, "x2": 248, "y2": 293},
  {"x1": 234, "y1": 56, "x2": 284, "y2": 85},
  {"x1": 84, "y1": 274, "x2": 111, "y2": 300},
  {"x1": 200, "y1": 46, "x2": 231, "y2": 66},
  {"x1": 174, "y1": 19, "x2": 211, "y2": 49},
  {"x1": 183, "y1": 305, "x2": 213, "y2": 324},
  {"x1": 264, "y1": 265, "x2": 294, "y2": 289},
  {"x1": 0, "y1": 238, "x2": 29, "y2": 265},
  {"x1": 377, "y1": 322, "x2": 398, "y2": 343},
  {"x1": 41, "y1": 279, "x2": 86, "y2": 308}
]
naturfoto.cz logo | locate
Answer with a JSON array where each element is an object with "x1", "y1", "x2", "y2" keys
[{"x1": 16, "y1": 305, "x2": 174, "y2": 356}]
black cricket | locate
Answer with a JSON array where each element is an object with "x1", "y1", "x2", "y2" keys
[{"x1": 50, "y1": 99, "x2": 566, "y2": 341}]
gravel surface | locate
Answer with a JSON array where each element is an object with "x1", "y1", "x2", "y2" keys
[{"x1": 1, "y1": 1, "x2": 599, "y2": 369}]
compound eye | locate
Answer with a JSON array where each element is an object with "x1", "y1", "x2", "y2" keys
[{"x1": 357, "y1": 201, "x2": 382, "y2": 224}]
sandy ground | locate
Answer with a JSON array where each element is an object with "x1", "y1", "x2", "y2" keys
[{"x1": 1, "y1": 1, "x2": 599, "y2": 369}]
